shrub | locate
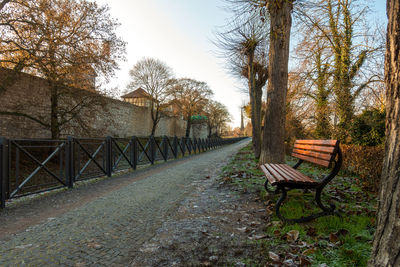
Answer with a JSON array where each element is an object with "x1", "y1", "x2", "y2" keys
[
  {"x1": 350, "y1": 109, "x2": 385, "y2": 146},
  {"x1": 340, "y1": 144, "x2": 384, "y2": 193}
]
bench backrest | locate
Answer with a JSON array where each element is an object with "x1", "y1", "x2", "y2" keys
[{"x1": 292, "y1": 140, "x2": 339, "y2": 168}]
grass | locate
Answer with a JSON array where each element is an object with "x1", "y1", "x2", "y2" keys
[{"x1": 221, "y1": 143, "x2": 376, "y2": 266}]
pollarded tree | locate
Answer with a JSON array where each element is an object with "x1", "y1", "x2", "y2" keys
[
  {"x1": 167, "y1": 78, "x2": 213, "y2": 137},
  {"x1": 126, "y1": 58, "x2": 174, "y2": 136},
  {"x1": 215, "y1": 11, "x2": 269, "y2": 159},
  {"x1": 368, "y1": 0, "x2": 400, "y2": 265},
  {"x1": 0, "y1": 0, "x2": 126, "y2": 139}
]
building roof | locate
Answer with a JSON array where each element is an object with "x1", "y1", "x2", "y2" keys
[{"x1": 121, "y1": 88, "x2": 152, "y2": 99}]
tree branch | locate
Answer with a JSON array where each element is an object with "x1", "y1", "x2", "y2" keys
[{"x1": 0, "y1": 111, "x2": 49, "y2": 128}]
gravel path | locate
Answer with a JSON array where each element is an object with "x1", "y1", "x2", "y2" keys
[{"x1": 0, "y1": 139, "x2": 250, "y2": 266}]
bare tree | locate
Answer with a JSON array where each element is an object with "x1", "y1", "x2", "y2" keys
[
  {"x1": 368, "y1": 0, "x2": 400, "y2": 265},
  {"x1": 0, "y1": 0, "x2": 126, "y2": 139},
  {"x1": 126, "y1": 58, "x2": 174, "y2": 136},
  {"x1": 215, "y1": 8, "x2": 268, "y2": 159},
  {"x1": 167, "y1": 78, "x2": 213, "y2": 137}
]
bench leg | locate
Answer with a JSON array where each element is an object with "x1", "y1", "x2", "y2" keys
[
  {"x1": 315, "y1": 187, "x2": 335, "y2": 212},
  {"x1": 275, "y1": 186, "x2": 340, "y2": 224}
]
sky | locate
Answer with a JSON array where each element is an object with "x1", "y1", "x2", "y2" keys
[{"x1": 95, "y1": 0, "x2": 387, "y2": 128}]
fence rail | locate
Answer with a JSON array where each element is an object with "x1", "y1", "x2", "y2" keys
[{"x1": 0, "y1": 135, "x2": 246, "y2": 208}]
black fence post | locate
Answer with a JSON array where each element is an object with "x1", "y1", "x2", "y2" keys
[
  {"x1": 150, "y1": 136, "x2": 155, "y2": 164},
  {"x1": 163, "y1": 136, "x2": 168, "y2": 161},
  {"x1": 187, "y1": 138, "x2": 192, "y2": 155},
  {"x1": 193, "y1": 138, "x2": 197, "y2": 154},
  {"x1": 173, "y1": 136, "x2": 178, "y2": 158},
  {"x1": 130, "y1": 136, "x2": 138, "y2": 170},
  {"x1": 0, "y1": 137, "x2": 8, "y2": 208},
  {"x1": 66, "y1": 136, "x2": 74, "y2": 188},
  {"x1": 180, "y1": 137, "x2": 186, "y2": 155},
  {"x1": 106, "y1": 136, "x2": 112, "y2": 177}
]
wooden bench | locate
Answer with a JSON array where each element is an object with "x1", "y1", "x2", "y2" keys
[{"x1": 260, "y1": 139, "x2": 342, "y2": 223}]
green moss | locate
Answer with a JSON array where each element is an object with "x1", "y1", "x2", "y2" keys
[{"x1": 223, "y1": 142, "x2": 377, "y2": 267}]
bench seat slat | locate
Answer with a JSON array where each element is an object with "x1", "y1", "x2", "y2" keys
[
  {"x1": 295, "y1": 140, "x2": 338, "y2": 146},
  {"x1": 293, "y1": 144, "x2": 336, "y2": 154},
  {"x1": 261, "y1": 163, "x2": 318, "y2": 186},
  {"x1": 292, "y1": 152, "x2": 331, "y2": 168},
  {"x1": 276, "y1": 164, "x2": 317, "y2": 184},
  {"x1": 260, "y1": 164, "x2": 279, "y2": 185},
  {"x1": 268, "y1": 164, "x2": 300, "y2": 183},
  {"x1": 292, "y1": 149, "x2": 333, "y2": 161},
  {"x1": 265, "y1": 164, "x2": 288, "y2": 183},
  {"x1": 271, "y1": 164, "x2": 308, "y2": 183}
]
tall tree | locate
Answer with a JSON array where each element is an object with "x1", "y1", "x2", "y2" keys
[
  {"x1": 167, "y1": 78, "x2": 213, "y2": 137},
  {"x1": 216, "y1": 10, "x2": 268, "y2": 159},
  {"x1": 126, "y1": 58, "x2": 174, "y2": 136},
  {"x1": 260, "y1": 0, "x2": 294, "y2": 164},
  {"x1": 368, "y1": 0, "x2": 400, "y2": 265},
  {"x1": 0, "y1": 0, "x2": 126, "y2": 139}
]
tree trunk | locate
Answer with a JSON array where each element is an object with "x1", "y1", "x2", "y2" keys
[
  {"x1": 150, "y1": 104, "x2": 160, "y2": 136},
  {"x1": 248, "y1": 54, "x2": 262, "y2": 159},
  {"x1": 368, "y1": 1, "x2": 400, "y2": 266},
  {"x1": 50, "y1": 84, "x2": 60, "y2": 139},
  {"x1": 259, "y1": 0, "x2": 293, "y2": 164},
  {"x1": 185, "y1": 116, "x2": 191, "y2": 138}
]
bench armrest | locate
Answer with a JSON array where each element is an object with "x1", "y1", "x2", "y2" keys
[{"x1": 293, "y1": 159, "x2": 304, "y2": 169}]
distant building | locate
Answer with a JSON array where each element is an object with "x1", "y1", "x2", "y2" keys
[{"x1": 121, "y1": 88, "x2": 153, "y2": 107}]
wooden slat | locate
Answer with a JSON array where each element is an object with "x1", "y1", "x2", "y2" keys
[
  {"x1": 279, "y1": 164, "x2": 317, "y2": 184},
  {"x1": 265, "y1": 164, "x2": 288, "y2": 183},
  {"x1": 260, "y1": 164, "x2": 279, "y2": 185},
  {"x1": 295, "y1": 140, "x2": 338, "y2": 146},
  {"x1": 292, "y1": 152, "x2": 331, "y2": 167},
  {"x1": 293, "y1": 144, "x2": 336, "y2": 154},
  {"x1": 271, "y1": 164, "x2": 309, "y2": 183},
  {"x1": 292, "y1": 149, "x2": 332, "y2": 161}
]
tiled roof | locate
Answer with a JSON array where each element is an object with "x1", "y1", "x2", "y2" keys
[{"x1": 121, "y1": 88, "x2": 152, "y2": 99}]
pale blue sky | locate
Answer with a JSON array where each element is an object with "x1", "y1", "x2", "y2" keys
[{"x1": 96, "y1": 0, "x2": 387, "y2": 128}]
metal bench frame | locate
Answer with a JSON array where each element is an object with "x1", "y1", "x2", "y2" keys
[{"x1": 261, "y1": 140, "x2": 342, "y2": 224}]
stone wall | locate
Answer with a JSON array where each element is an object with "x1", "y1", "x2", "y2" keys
[
  {"x1": 0, "y1": 68, "x2": 194, "y2": 139},
  {"x1": 190, "y1": 123, "x2": 209, "y2": 139}
]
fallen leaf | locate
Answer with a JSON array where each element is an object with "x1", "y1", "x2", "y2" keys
[
  {"x1": 335, "y1": 229, "x2": 349, "y2": 236},
  {"x1": 273, "y1": 229, "x2": 281, "y2": 237},
  {"x1": 268, "y1": 251, "x2": 280, "y2": 261},
  {"x1": 87, "y1": 242, "x2": 102, "y2": 249},
  {"x1": 286, "y1": 230, "x2": 300, "y2": 242},
  {"x1": 299, "y1": 256, "x2": 311, "y2": 266},
  {"x1": 249, "y1": 234, "x2": 269, "y2": 240},
  {"x1": 302, "y1": 247, "x2": 317, "y2": 255},
  {"x1": 329, "y1": 233, "x2": 339, "y2": 243},
  {"x1": 237, "y1": 227, "x2": 247, "y2": 232},
  {"x1": 306, "y1": 227, "x2": 317, "y2": 237}
]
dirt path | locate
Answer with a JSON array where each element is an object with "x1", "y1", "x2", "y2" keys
[{"x1": 0, "y1": 139, "x2": 267, "y2": 266}]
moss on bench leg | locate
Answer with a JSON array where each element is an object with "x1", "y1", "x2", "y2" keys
[{"x1": 275, "y1": 186, "x2": 341, "y2": 224}]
